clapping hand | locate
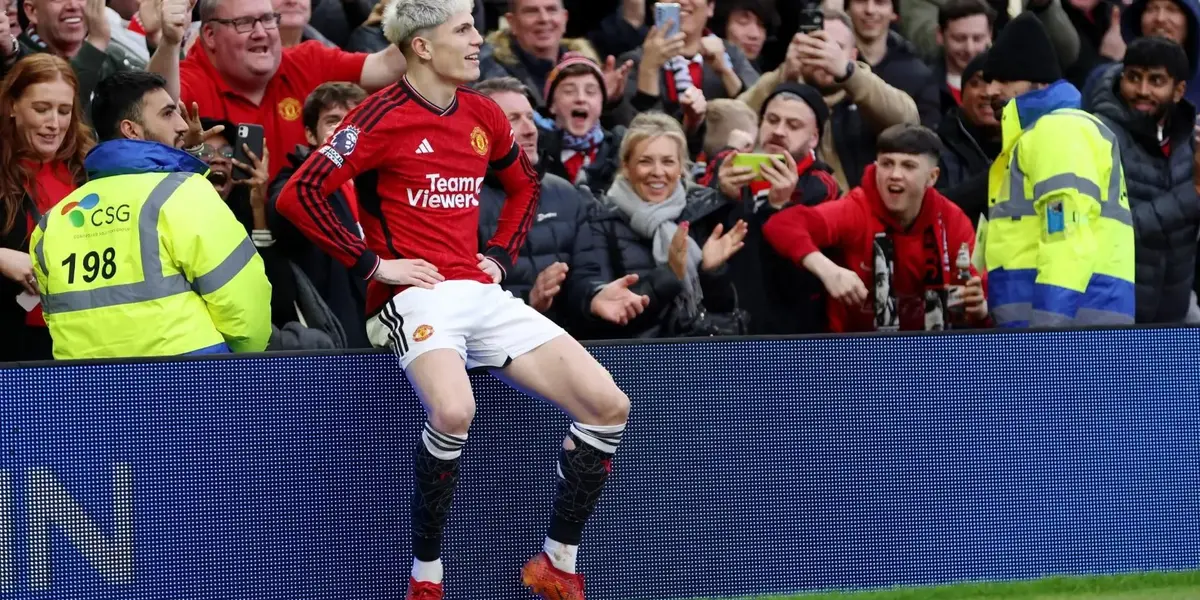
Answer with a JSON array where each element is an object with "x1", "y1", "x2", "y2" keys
[
  {"x1": 84, "y1": 0, "x2": 112, "y2": 50},
  {"x1": 529, "y1": 262, "x2": 568, "y2": 312},
  {"x1": 601, "y1": 55, "x2": 635, "y2": 103},
  {"x1": 667, "y1": 222, "x2": 691, "y2": 280},
  {"x1": 590, "y1": 274, "x2": 650, "y2": 325},
  {"x1": 700, "y1": 220, "x2": 748, "y2": 271}
]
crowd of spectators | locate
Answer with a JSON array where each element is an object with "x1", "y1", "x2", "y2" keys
[{"x1": 0, "y1": 0, "x2": 1198, "y2": 362}]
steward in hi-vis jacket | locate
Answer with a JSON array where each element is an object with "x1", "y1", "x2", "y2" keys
[
  {"x1": 981, "y1": 13, "x2": 1135, "y2": 328},
  {"x1": 31, "y1": 139, "x2": 271, "y2": 359}
]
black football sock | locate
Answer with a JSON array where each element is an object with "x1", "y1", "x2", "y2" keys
[
  {"x1": 545, "y1": 422, "x2": 625, "y2": 570},
  {"x1": 412, "y1": 423, "x2": 467, "y2": 566}
]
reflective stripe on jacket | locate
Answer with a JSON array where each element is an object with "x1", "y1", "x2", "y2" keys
[
  {"x1": 985, "y1": 80, "x2": 1136, "y2": 328},
  {"x1": 30, "y1": 139, "x2": 272, "y2": 360}
]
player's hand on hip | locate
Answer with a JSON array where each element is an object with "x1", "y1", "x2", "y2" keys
[
  {"x1": 591, "y1": 274, "x2": 650, "y2": 325},
  {"x1": 476, "y1": 253, "x2": 503, "y2": 284},
  {"x1": 373, "y1": 258, "x2": 444, "y2": 289}
]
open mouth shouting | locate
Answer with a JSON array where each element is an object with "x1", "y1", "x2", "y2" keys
[{"x1": 207, "y1": 170, "x2": 229, "y2": 188}]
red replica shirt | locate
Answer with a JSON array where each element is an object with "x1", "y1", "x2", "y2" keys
[
  {"x1": 179, "y1": 41, "x2": 368, "y2": 179},
  {"x1": 275, "y1": 77, "x2": 540, "y2": 316},
  {"x1": 23, "y1": 160, "x2": 77, "y2": 328},
  {"x1": 763, "y1": 164, "x2": 981, "y2": 332}
]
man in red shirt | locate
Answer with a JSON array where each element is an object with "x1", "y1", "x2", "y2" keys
[
  {"x1": 273, "y1": 0, "x2": 632, "y2": 598},
  {"x1": 764, "y1": 124, "x2": 991, "y2": 332},
  {"x1": 165, "y1": 0, "x2": 407, "y2": 178}
]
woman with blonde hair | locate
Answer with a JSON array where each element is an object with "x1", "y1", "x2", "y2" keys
[
  {"x1": 0, "y1": 54, "x2": 95, "y2": 361},
  {"x1": 586, "y1": 112, "x2": 749, "y2": 338}
]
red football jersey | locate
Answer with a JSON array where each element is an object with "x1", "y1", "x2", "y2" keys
[{"x1": 276, "y1": 77, "x2": 539, "y2": 315}]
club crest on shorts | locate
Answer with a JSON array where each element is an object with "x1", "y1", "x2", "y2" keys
[
  {"x1": 413, "y1": 324, "x2": 434, "y2": 342},
  {"x1": 331, "y1": 126, "x2": 360, "y2": 157},
  {"x1": 470, "y1": 126, "x2": 488, "y2": 156}
]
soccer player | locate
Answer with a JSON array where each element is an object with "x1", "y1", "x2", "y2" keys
[{"x1": 272, "y1": 0, "x2": 634, "y2": 598}]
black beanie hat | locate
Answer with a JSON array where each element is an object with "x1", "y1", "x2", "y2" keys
[
  {"x1": 982, "y1": 12, "x2": 1062, "y2": 84},
  {"x1": 760, "y1": 82, "x2": 830, "y2": 133},
  {"x1": 963, "y1": 50, "x2": 988, "y2": 85}
]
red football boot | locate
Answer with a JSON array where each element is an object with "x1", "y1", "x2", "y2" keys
[
  {"x1": 405, "y1": 577, "x2": 443, "y2": 600},
  {"x1": 521, "y1": 552, "x2": 586, "y2": 600}
]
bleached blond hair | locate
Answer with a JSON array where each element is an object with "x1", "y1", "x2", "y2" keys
[{"x1": 383, "y1": 0, "x2": 475, "y2": 50}]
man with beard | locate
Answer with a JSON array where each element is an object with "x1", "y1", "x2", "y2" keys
[
  {"x1": 32, "y1": 69, "x2": 271, "y2": 358},
  {"x1": 698, "y1": 82, "x2": 841, "y2": 334},
  {"x1": 936, "y1": 51, "x2": 1000, "y2": 225},
  {"x1": 982, "y1": 12, "x2": 1135, "y2": 328},
  {"x1": 737, "y1": 9, "x2": 920, "y2": 192},
  {"x1": 1063, "y1": 0, "x2": 1200, "y2": 107},
  {"x1": 1085, "y1": 37, "x2": 1200, "y2": 324}
]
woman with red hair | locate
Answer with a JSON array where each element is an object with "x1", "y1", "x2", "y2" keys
[{"x1": 0, "y1": 54, "x2": 94, "y2": 362}]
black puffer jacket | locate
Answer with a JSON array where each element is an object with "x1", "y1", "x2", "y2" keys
[
  {"x1": 268, "y1": 146, "x2": 370, "y2": 347},
  {"x1": 873, "y1": 32, "x2": 941, "y2": 129},
  {"x1": 478, "y1": 172, "x2": 609, "y2": 330},
  {"x1": 583, "y1": 185, "x2": 736, "y2": 339},
  {"x1": 936, "y1": 107, "x2": 1000, "y2": 226},
  {"x1": 1087, "y1": 63, "x2": 1200, "y2": 324}
]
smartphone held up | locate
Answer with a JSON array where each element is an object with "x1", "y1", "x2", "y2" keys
[{"x1": 233, "y1": 123, "x2": 265, "y2": 182}]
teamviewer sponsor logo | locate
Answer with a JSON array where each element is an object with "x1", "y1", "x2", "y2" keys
[{"x1": 408, "y1": 173, "x2": 485, "y2": 209}]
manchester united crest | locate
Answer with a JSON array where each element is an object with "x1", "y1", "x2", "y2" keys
[
  {"x1": 470, "y1": 126, "x2": 488, "y2": 156},
  {"x1": 413, "y1": 324, "x2": 434, "y2": 342},
  {"x1": 278, "y1": 97, "x2": 301, "y2": 121}
]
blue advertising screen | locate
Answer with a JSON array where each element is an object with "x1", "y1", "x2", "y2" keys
[{"x1": 2, "y1": 328, "x2": 1199, "y2": 600}]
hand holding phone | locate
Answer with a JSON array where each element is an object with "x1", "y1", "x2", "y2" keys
[
  {"x1": 731, "y1": 153, "x2": 788, "y2": 180},
  {"x1": 798, "y1": 0, "x2": 824, "y2": 34},
  {"x1": 232, "y1": 123, "x2": 265, "y2": 182},
  {"x1": 654, "y1": 2, "x2": 681, "y2": 39}
]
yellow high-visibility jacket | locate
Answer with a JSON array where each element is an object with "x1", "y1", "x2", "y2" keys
[
  {"x1": 30, "y1": 139, "x2": 271, "y2": 359},
  {"x1": 984, "y1": 80, "x2": 1135, "y2": 327}
]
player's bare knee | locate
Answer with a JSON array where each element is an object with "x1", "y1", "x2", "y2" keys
[
  {"x1": 428, "y1": 401, "x2": 476, "y2": 436},
  {"x1": 587, "y1": 384, "x2": 629, "y2": 426}
]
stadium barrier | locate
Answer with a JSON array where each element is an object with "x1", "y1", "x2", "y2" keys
[{"x1": 1, "y1": 328, "x2": 1199, "y2": 600}]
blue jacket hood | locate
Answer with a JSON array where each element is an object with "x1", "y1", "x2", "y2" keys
[
  {"x1": 1122, "y1": 0, "x2": 1200, "y2": 101},
  {"x1": 84, "y1": 139, "x2": 209, "y2": 181},
  {"x1": 1011, "y1": 79, "x2": 1082, "y2": 130}
]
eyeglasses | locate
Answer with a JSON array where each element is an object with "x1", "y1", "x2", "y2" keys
[
  {"x1": 208, "y1": 12, "x2": 282, "y2": 34},
  {"x1": 196, "y1": 145, "x2": 234, "y2": 161}
]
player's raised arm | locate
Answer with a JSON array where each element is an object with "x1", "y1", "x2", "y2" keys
[
  {"x1": 479, "y1": 97, "x2": 540, "y2": 279},
  {"x1": 275, "y1": 88, "x2": 405, "y2": 280}
]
